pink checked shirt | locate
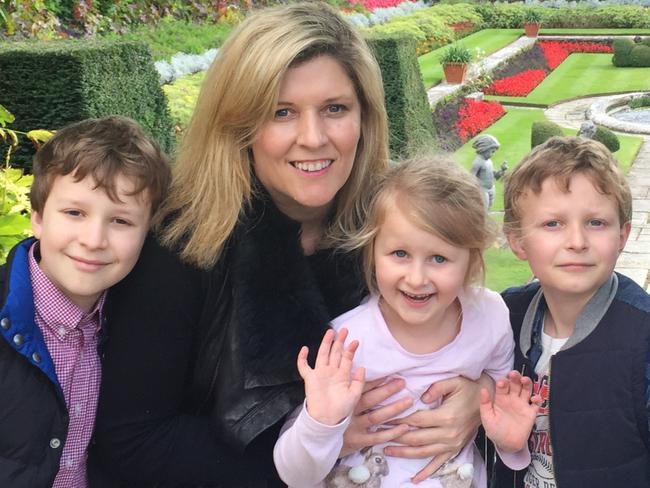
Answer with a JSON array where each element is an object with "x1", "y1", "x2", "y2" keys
[{"x1": 29, "y1": 244, "x2": 105, "y2": 488}]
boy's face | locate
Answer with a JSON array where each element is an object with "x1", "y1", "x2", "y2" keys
[
  {"x1": 31, "y1": 173, "x2": 151, "y2": 312},
  {"x1": 508, "y1": 173, "x2": 630, "y2": 305}
]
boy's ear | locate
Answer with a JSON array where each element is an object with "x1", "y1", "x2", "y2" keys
[
  {"x1": 618, "y1": 221, "x2": 632, "y2": 254},
  {"x1": 507, "y1": 231, "x2": 528, "y2": 260},
  {"x1": 31, "y1": 211, "x2": 43, "y2": 240}
]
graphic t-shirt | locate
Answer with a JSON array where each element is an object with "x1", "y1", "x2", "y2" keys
[{"x1": 524, "y1": 330, "x2": 568, "y2": 488}]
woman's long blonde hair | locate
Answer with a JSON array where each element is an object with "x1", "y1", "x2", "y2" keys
[{"x1": 157, "y1": 2, "x2": 390, "y2": 268}]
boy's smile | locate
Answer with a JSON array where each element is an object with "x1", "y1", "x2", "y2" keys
[
  {"x1": 508, "y1": 173, "x2": 630, "y2": 310},
  {"x1": 31, "y1": 173, "x2": 150, "y2": 312}
]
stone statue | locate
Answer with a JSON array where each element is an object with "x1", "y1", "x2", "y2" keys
[
  {"x1": 470, "y1": 134, "x2": 507, "y2": 209},
  {"x1": 578, "y1": 120, "x2": 597, "y2": 139}
]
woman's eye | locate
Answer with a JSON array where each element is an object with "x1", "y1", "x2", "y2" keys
[
  {"x1": 432, "y1": 255, "x2": 446, "y2": 264},
  {"x1": 274, "y1": 108, "x2": 290, "y2": 119},
  {"x1": 327, "y1": 104, "x2": 345, "y2": 114},
  {"x1": 393, "y1": 250, "x2": 407, "y2": 258}
]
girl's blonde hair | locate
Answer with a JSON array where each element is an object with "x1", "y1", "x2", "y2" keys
[
  {"x1": 341, "y1": 155, "x2": 496, "y2": 294},
  {"x1": 157, "y1": 2, "x2": 389, "y2": 268}
]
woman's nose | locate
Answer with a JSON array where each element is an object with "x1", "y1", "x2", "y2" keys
[{"x1": 296, "y1": 112, "x2": 328, "y2": 148}]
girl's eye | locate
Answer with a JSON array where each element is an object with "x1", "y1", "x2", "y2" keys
[
  {"x1": 113, "y1": 218, "x2": 132, "y2": 226},
  {"x1": 393, "y1": 250, "x2": 407, "y2": 258},
  {"x1": 432, "y1": 255, "x2": 446, "y2": 264}
]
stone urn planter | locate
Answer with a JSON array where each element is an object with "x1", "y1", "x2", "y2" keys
[
  {"x1": 443, "y1": 62, "x2": 469, "y2": 84},
  {"x1": 524, "y1": 22, "x2": 541, "y2": 38}
]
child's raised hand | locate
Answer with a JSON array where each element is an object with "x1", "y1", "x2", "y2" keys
[
  {"x1": 297, "y1": 328, "x2": 365, "y2": 426},
  {"x1": 479, "y1": 370, "x2": 541, "y2": 453}
]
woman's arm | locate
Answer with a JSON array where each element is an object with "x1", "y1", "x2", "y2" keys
[{"x1": 93, "y1": 236, "x2": 256, "y2": 485}]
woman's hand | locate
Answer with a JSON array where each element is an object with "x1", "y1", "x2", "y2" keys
[
  {"x1": 384, "y1": 374, "x2": 493, "y2": 483},
  {"x1": 340, "y1": 378, "x2": 413, "y2": 458},
  {"x1": 298, "y1": 328, "x2": 365, "y2": 425}
]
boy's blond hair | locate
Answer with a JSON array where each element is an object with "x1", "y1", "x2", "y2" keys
[
  {"x1": 31, "y1": 116, "x2": 171, "y2": 215},
  {"x1": 503, "y1": 136, "x2": 632, "y2": 235},
  {"x1": 340, "y1": 155, "x2": 496, "y2": 294}
]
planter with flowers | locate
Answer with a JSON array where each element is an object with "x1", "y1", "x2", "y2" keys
[
  {"x1": 440, "y1": 44, "x2": 472, "y2": 84},
  {"x1": 523, "y1": 10, "x2": 543, "y2": 38}
]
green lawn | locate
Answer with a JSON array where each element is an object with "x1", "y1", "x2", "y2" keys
[
  {"x1": 484, "y1": 247, "x2": 533, "y2": 292},
  {"x1": 486, "y1": 53, "x2": 650, "y2": 106},
  {"x1": 418, "y1": 29, "x2": 522, "y2": 89}
]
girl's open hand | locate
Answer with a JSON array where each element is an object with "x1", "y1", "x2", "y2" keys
[
  {"x1": 297, "y1": 328, "x2": 365, "y2": 426},
  {"x1": 480, "y1": 370, "x2": 541, "y2": 453}
]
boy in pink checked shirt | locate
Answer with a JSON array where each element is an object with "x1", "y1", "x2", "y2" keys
[{"x1": 0, "y1": 116, "x2": 170, "y2": 488}]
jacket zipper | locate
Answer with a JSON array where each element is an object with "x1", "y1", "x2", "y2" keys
[{"x1": 548, "y1": 357, "x2": 558, "y2": 488}]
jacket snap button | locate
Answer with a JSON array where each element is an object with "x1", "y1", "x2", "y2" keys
[
  {"x1": 0, "y1": 317, "x2": 9, "y2": 330},
  {"x1": 32, "y1": 352, "x2": 42, "y2": 363},
  {"x1": 12, "y1": 334, "x2": 24, "y2": 346},
  {"x1": 49, "y1": 438, "x2": 61, "y2": 449}
]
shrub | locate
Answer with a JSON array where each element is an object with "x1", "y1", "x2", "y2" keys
[
  {"x1": 612, "y1": 38, "x2": 635, "y2": 66},
  {"x1": 440, "y1": 43, "x2": 472, "y2": 64},
  {"x1": 367, "y1": 33, "x2": 436, "y2": 158},
  {"x1": 629, "y1": 95, "x2": 650, "y2": 109},
  {"x1": 0, "y1": 39, "x2": 174, "y2": 170},
  {"x1": 630, "y1": 44, "x2": 650, "y2": 67},
  {"x1": 593, "y1": 126, "x2": 620, "y2": 153},
  {"x1": 523, "y1": 9, "x2": 543, "y2": 24},
  {"x1": 531, "y1": 120, "x2": 564, "y2": 148}
]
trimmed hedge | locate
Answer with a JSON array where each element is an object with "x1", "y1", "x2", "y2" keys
[
  {"x1": 593, "y1": 126, "x2": 620, "y2": 153},
  {"x1": 367, "y1": 33, "x2": 436, "y2": 158},
  {"x1": 0, "y1": 40, "x2": 174, "y2": 170},
  {"x1": 531, "y1": 120, "x2": 564, "y2": 148},
  {"x1": 612, "y1": 37, "x2": 650, "y2": 66}
]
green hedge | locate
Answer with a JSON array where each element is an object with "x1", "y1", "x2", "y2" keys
[
  {"x1": 531, "y1": 120, "x2": 563, "y2": 148},
  {"x1": 367, "y1": 33, "x2": 436, "y2": 158},
  {"x1": 0, "y1": 40, "x2": 174, "y2": 170},
  {"x1": 612, "y1": 38, "x2": 650, "y2": 66},
  {"x1": 593, "y1": 126, "x2": 620, "y2": 153}
]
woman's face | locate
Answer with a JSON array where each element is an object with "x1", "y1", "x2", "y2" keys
[{"x1": 251, "y1": 55, "x2": 362, "y2": 221}]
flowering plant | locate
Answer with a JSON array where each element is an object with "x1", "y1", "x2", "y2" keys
[
  {"x1": 455, "y1": 99, "x2": 505, "y2": 142},
  {"x1": 485, "y1": 69, "x2": 546, "y2": 97},
  {"x1": 539, "y1": 40, "x2": 613, "y2": 69}
]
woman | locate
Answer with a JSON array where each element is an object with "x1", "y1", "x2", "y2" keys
[{"x1": 92, "y1": 3, "x2": 487, "y2": 486}]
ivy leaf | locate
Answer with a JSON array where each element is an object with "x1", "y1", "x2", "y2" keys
[
  {"x1": 26, "y1": 129, "x2": 54, "y2": 146},
  {"x1": 0, "y1": 105, "x2": 14, "y2": 128}
]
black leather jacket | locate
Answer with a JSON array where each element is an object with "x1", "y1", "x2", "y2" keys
[{"x1": 93, "y1": 192, "x2": 365, "y2": 487}]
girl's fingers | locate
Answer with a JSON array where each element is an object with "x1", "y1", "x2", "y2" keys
[
  {"x1": 495, "y1": 378, "x2": 510, "y2": 396},
  {"x1": 296, "y1": 346, "x2": 310, "y2": 380},
  {"x1": 479, "y1": 387, "x2": 492, "y2": 406},
  {"x1": 315, "y1": 329, "x2": 334, "y2": 368},
  {"x1": 520, "y1": 375, "x2": 534, "y2": 399},
  {"x1": 329, "y1": 328, "x2": 348, "y2": 368}
]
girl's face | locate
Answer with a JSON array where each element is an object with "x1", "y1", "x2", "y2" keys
[
  {"x1": 251, "y1": 55, "x2": 361, "y2": 222},
  {"x1": 373, "y1": 205, "x2": 470, "y2": 336}
]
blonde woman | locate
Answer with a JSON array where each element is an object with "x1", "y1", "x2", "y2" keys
[{"x1": 92, "y1": 3, "x2": 491, "y2": 486}]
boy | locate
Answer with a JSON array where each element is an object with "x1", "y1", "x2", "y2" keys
[
  {"x1": 0, "y1": 116, "x2": 171, "y2": 488},
  {"x1": 494, "y1": 136, "x2": 650, "y2": 487}
]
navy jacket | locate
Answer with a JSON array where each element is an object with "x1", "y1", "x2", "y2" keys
[{"x1": 493, "y1": 273, "x2": 650, "y2": 487}]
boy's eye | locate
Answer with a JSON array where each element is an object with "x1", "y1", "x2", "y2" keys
[
  {"x1": 64, "y1": 209, "x2": 82, "y2": 217},
  {"x1": 588, "y1": 219, "x2": 605, "y2": 227},
  {"x1": 113, "y1": 217, "x2": 132, "y2": 226},
  {"x1": 432, "y1": 255, "x2": 446, "y2": 264},
  {"x1": 393, "y1": 250, "x2": 407, "y2": 258}
]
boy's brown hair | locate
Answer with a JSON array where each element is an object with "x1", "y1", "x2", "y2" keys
[
  {"x1": 340, "y1": 154, "x2": 496, "y2": 294},
  {"x1": 30, "y1": 116, "x2": 171, "y2": 215},
  {"x1": 503, "y1": 136, "x2": 632, "y2": 235}
]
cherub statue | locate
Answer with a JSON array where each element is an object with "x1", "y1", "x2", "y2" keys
[
  {"x1": 578, "y1": 120, "x2": 597, "y2": 139},
  {"x1": 470, "y1": 134, "x2": 507, "y2": 209}
]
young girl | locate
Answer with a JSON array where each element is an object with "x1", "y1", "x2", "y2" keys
[{"x1": 273, "y1": 156, "x2": 539, "y2": 488}]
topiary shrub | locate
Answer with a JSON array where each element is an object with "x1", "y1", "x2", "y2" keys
[
  {"x1": 367, "y1": 33, "x2": 436, "y2": 159},
  {"x1": 612, "y1": 38, "x2": 635, "y2": 66},
  {"x1": 593, "y1": 126, "x2": 620, "y2": 153},
  {"x1": 0, "y1": 40, "x2": 174, "y2": 170},
  {"x1": 630, "y1": 44, "x2": 650, "y2": 67},
  {"x1": 641, "y1": 37, "x2": 650, "y2": 48},
  {"x1": 531, "y1": 120, "x2": 564, "y2": 148}
]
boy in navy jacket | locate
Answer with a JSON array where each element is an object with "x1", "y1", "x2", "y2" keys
[
  {"x1": 0, "y1": 116, "x2": 170, "y2": 488},
  {"x1": 493, "y1": 136, "x2": 650, "y2": 487}
]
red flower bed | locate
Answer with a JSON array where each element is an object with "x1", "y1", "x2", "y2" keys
[
  {"x1": 351, "y1": 0, "x2": 406, "y2": 10},
  {"x1": 539, "y1": 41, "x2": 613, "y2": 70},
  {"x1": 456, "y1": 99, "x2": 505, "y2": 142},
  {"x1": 484, "y1": 69, "x2": 546, "y2": 97}
]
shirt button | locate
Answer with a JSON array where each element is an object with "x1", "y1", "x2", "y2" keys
[
  {"x1": 32, "y1": 352, "x2": 42, "y2": 363},
  {"x1": 49, "y1": 438, "x2": 61, "y2": 449},
  {"x1": 0, "y1": 317, "x2": 9, "y2": 330},
  {"x1": 12, "y1": 334, "x2": 23, "y2": 346}
]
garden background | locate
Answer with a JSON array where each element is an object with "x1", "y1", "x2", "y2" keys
[{"x1": 2, "y1": 0, "x2": 650, "y2": 290}]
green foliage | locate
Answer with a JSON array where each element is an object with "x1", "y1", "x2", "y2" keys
[
  {"x1": 439, "y1": 43, "x2": 472, "y2": 64},
  {"x1": 0, "y1": 40, "x2": 174, "y2": 170},
  {"x1": 642, "y1": 37, "x2": 650, "y2": 48},
  {"x1": 613, "y1": 38, "x2": 650, "y2": 66},
  {"x1": 593, "y1": 126, "x2": 620, "y2": 153},
  {"x1": 163, "y1": 71, "x2": 204, "y2": 135},
  {"x1": 531, "y1": 120, "x2": 563, "y2": 148},
  {"x1": 630, "y1": 44, "x2": 650, "y2": 66},
  {"x1": 629, "y1": 95, "x2": 650, "y2": 109},
  {"x1": 523, "y1": 9, "x2": 543, "y2": 25},
  {"x1": 367, "y1": 33, "x2": 436, "y2": 159}
]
